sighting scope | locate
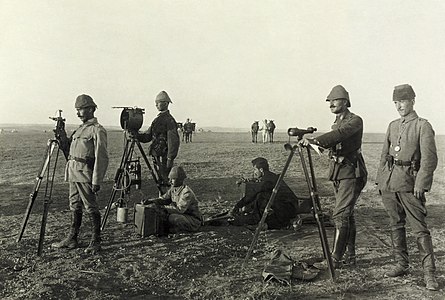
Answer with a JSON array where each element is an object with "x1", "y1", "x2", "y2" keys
[
  {"x1": 287, "y1": 126, "x2": 317, "y2": 138},
  {"x1": 113, "y1": 106, "x2": 145, "y2": 132}
]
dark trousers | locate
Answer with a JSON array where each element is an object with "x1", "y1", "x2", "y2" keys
[
  {"x1": 381, "y1": 191, "x2": 431, "y2": 238},
  {"x1": 332, "y1": 177, "x2": 365, "y2": 227},
  {"x1": 69, "y1": 182, "x2": 99, "y2": 214}
]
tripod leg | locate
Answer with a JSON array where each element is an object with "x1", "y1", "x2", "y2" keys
[
  {"x1": 135, "y1": 141, "x2": 165, "y2": 194},
  {"x1": 298, "y1": 146, "x2": 336, "y2": 281},
  {"x1": 37, "y1": 147, "x2": 60, "y2": 256},
  {"x1": 101, "y1": 139, "x2": 134, "y2": 231},
  {"x1": 17, "y1": 141, "x2": 57, "y2": 243},
  {"x1": 243, "y1": 147, "x2": 296, "y2": 266}
]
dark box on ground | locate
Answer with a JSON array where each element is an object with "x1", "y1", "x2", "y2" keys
[{"x1": 134, "y1": 203, "x2": 166, "y2": 237}]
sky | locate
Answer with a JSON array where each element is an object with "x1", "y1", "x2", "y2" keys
[{"x1": 1, "y1": 0, "x2": 445, "y2": 133}]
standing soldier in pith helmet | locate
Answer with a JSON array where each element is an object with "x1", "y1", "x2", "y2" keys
[
  {"x1": 301, "y1": 85, "x2": 367, "y2": 268},
  {"x1": 136, "y1": 91, "x2": 180, "y2": 186},
  {"x1": 52, "y1": 94, "x2": 109, "y2": 254},
  {"x1": 377, "y1": 84, "x2": 439, "y2": 291}
]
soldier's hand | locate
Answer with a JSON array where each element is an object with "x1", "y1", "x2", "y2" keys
[
  {"x1": 126, "y1": 131, "x2": 138, "y2": 140},
  {"x1": 299, "y1": 138, "x2": 311, "y2": 147},
  {"x1": 92, "y1": 185, "x2": 101, "y2": 193},
  {"x1": 414, "y1": 189, "x2": 425, "y2": 200}
]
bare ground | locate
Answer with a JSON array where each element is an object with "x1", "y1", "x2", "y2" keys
[{"x1": 1, "y1": 131, "x2": 444, "y2": 299}]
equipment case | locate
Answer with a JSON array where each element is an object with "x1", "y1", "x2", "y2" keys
[{"x1": 134, "y1": 204, "x2": 167, "y2": 237}]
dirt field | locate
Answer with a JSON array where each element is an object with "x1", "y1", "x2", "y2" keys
[{"x1": 0, "y1": 129, "x2": 444, "y2": 299}]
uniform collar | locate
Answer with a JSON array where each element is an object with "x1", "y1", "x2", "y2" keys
[
  {"x1": 81, "y1": 117, "x2": 97, "y2": 126},
  {"x1": 400, "y1": 110, "x2": 418, "y2": 123},
  {"x1": 336, "y1": 109, "x2": 350, "y2": 121},
  {"x1": 157, "y1": 110, "x2": 170, "y2": 116}
]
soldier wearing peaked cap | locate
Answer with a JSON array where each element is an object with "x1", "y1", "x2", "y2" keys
[
  {"x1": 52, "y1": 94, "x2": 109, "y2": 255},
  {"x1": 136, "y1": 91, "x2": 180, "y2": 186},
  {"x1": 376, "y1": 84, "x2": 439, "y2": 291},
  {"x1": 301, "y1": 85, "x2": 367, "y2": 268}
]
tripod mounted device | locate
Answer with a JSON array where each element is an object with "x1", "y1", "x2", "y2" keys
[
  {"x1": 101, "y1": 107, "x2": 166, "y2": 231},
  {"x1": 17, "y1": 110, "x2": 69, "y2": 256},
  {"x1": 243, "y1": 126, "x2": 336, "y2": 282}
]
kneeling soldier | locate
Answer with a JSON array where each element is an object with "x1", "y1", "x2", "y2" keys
[{"x1": 144, "y1": 166, "x2": 202, "y2": 233}]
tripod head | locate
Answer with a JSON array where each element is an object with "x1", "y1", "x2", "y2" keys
[
  {"x1": 113, "y1": 106, "x2": 145, "y2": 135},
  {"x1": 287, "y1": 126, "x2": 317, "y2": 140},
  {"x1": 49, "y1": 110, "x2": 67, "y2": 140},
  {"x1": 285, "y1": 126, "x2": 317, "y2": 151}
]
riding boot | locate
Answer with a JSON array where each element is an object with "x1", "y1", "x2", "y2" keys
[
  {"x1": 344, "y1": 216, "x2": 357, "y2": 266},
  {"x1": 417, "y1": 236, "x2": 439, "y2": 291},
  {"x1": 331, "y1": 224, "x2": 349, "y2": 268},
  {"x1": 84, "y1": 212, "x2": 102, "y2": 254},
  {"x1": 385, "y1": 228, "x2": 409, "y2": 277},
  {"x1": 52, "y1": 210, "x2": 82, "y2": 249}
]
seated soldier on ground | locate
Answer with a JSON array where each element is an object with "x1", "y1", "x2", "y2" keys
[
  {"x1": 229, "y1": 157, "x2": 299, "y2": 229},
  {"x1": 143, "y1": 166, "x2": 202, "y2": 233}
]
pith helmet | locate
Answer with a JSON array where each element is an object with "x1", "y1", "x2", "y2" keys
[
  {"x1": 75, "y1": 94, "x2": 97, "y2": 109},
  {"x1": 155, "y1": 91, "x2": 172, "y2": 103},
  {"x1": 326, "y1": 85, "x2": 350, "y2": 107},
  {"x1": 393, "y1": 84, "x2": 416, "y2": 101},
  {"x1": 168, "y1": 166, "x2": 187, "y2": 181}
]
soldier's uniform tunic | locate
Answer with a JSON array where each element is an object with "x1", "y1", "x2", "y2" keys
[
  {"x1": 160, "y1": 185, "x2": 202, "y2": 232},
  {"x1": 65, "y1": 117, "x2": 109, "y2": 214},
  {"x1": 314, "y1": 108, "x2": 367, "y2": 264},
  {"x1": 376, "y1": 110, "x2": 438, "y2": 275},
  {"x1": 139, "y1": 110, "x2": 180, "y2": 183},
  {"x1": 316, "y1": 109, "x2": 367, "y2": 225}
]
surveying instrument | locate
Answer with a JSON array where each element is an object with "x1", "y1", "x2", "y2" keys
[
  {"x1": 243, "y1": 126, "x2": 336, "y2": 282},
  {"x1": 101, "y1": 107, "x2": 165, "y2": 231},
  {"x1": 17, "y1": 110, "x2": 69, "y2": 256}
]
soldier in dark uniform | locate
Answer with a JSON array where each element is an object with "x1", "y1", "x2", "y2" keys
[
  {"x1": 52, "y1": 94, "x2": 109, "y2": 254},
  {"x1": 137, "y1": 91, "x2": 180, "y2": 185},
  {"x1": 229, "y1": 157, "x2": 299, "y2": 229},
  {"x1": 376, "y1": 84, "x2": 439, "y2": 291},
  {"x1": 302, "y1": 85, "x2": 367, "y2": 267}
]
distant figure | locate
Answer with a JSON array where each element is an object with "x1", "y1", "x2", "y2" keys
[
  {"x1": 183, "y1": 118, "x2": 195, "y2": 143},
  {"x1": 260, "y1": 119, "x2": 269, "y2": 143},
  {"x1": 267, "y1": 120, "x2": 276, "y2": 143},
  {"x1": 251, "y1": 121, "x2": 259, "y2": 143}
]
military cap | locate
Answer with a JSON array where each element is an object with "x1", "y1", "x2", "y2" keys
[
  {"x1": 155, "y1": 91, "x2": 172, "y2": 103},
  {"x1": 393, "y1": 84, "x2": 416, "y2": 101},
  {"x1": 326, "y1": 85, "x2": 350, "y2": 107},
  {"x1": 168, "y1": 166, "x2": 187, "y2": 181},
  {"x1": 75, "y1": 94, "x2": 97, "y2": 109},
  {"x1": 251, "y1": 157, "x2": 269, "y2": 171}
]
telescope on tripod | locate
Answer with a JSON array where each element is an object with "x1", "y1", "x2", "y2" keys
[
  {"x1": 244, "y1": 126, "x2": 336, "y2": 282},
  {"x1": 17, "y1": 110, "x2": 69, "y2": 256},
  {"x1": 101, "y1": 107, "x2": 165, "y2": 231}
]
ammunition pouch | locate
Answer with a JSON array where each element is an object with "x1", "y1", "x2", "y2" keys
[
  {"x1": 150, "y1": 137, "x2": 168, "y2": 157},
  {"x1": 68, "y1": 155, "x2": 95, "y2": 169}
]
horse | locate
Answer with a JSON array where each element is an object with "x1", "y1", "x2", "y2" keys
[
  {"x1": 267, "y1": 120, "x2": 276, "y2": 143},
  {"x1": 251, "y1": 121, "x2": 259, "y2": 143},
  {"x1": 260, "y1": 119, "x2": 269, "y2": 143}
]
